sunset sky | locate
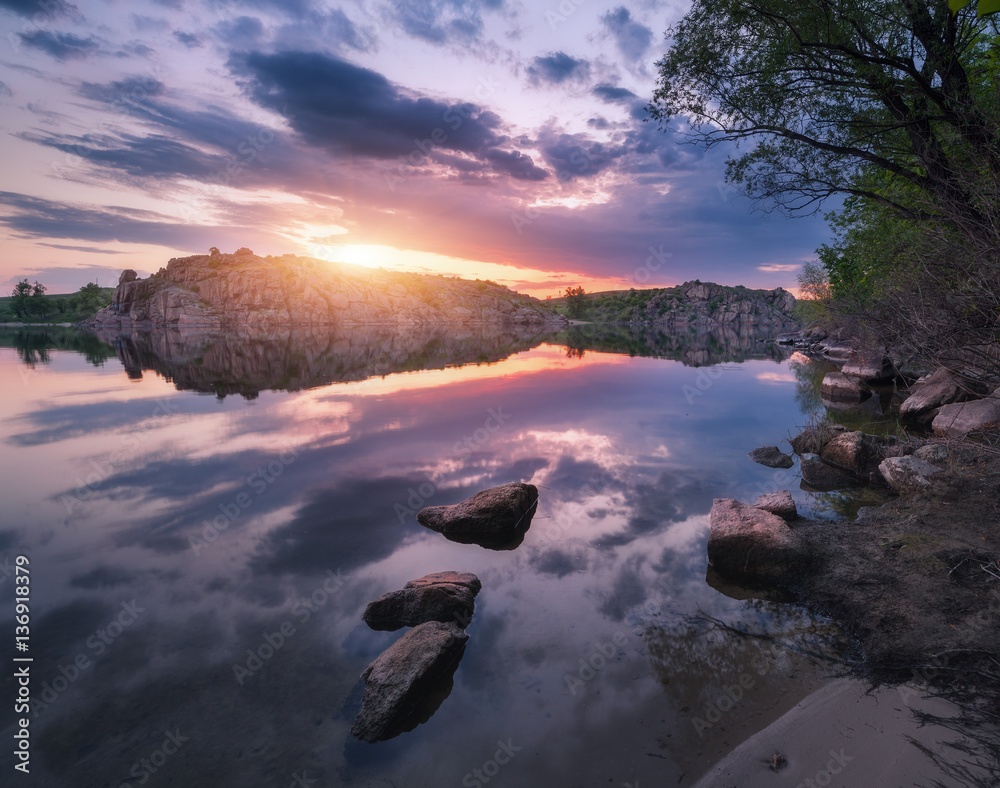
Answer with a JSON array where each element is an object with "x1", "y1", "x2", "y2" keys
[{"x1": 0, "y1": 0, "x2": 832, "y2": 297}]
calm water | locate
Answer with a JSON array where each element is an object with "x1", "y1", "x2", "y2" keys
[{"x1": 1, "y1": 324, "x2": 858, "y2": 787}]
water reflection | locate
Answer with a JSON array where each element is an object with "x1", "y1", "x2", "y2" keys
[{"x1": 0, "y1": 324, "x2": 985, "y2": 786}]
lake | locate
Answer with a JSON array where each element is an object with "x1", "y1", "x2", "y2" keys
[{"x1": 0, "y1": 324, "x2": 952, "y2": 786}]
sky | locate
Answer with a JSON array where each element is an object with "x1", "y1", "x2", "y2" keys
[{"x1": 0, "y1": 0, "x2": 833, "y2": 298}]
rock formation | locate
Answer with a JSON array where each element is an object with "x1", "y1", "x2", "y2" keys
[
  {"x1": 748, "y1": 446, "x2": 794, "y2": 469},
  {"x1": 708, "y1": 498, "x2": 811, "y2": 584},
  {"x1": 754, "y1": 490, "x2": 797, "y2": 521},
  {"x1": 89, "y1": 253, "x2": 566, "y2": 329},
  {"x1": 362, "y1": 573, "x2": 482, "y2": 632},
  {"x1": 350, "y1": 621, "x2": 468, "y2": 743},
  {"x1": 417, "y1": 482, "x2": 538, "y2": 548}
]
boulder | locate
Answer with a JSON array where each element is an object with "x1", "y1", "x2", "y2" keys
[
  {"x1": 913, "y1": 443, "x2": 949, "y2": 464},
  {"x1": 899, "y1": 368, "x2": 982, "y2": 423},
  {"x1": 931, "y1": 390, "x2": 1000, "y2": 437},
  {"x1": 878, "y1": 456, "x2": 944, "y2": 494},
  {"x1": 754, "y1": 490, "x2": 797, "y2": 521},
  {"x1": 821, "y1": 371, "x2": 872, "y2": 403},
  {"x1": 417, "y1": 483, "x2": 538, "y2": 546},
  {"x1": 819, "y1": 431, "x2": 887, "y2": 484},
  {"x1": 799, "y1": 453, "x2": 857, "y2": 490},
  {"x1": 747, "y1": 446, "x2": 794, "y2": 469},
  {"x1": 351, "y1": 621, "x2": 468, "y2": 743},
  {"x1": 841, "y1": 350, "x2": 894, "y2": 383},
  {"x1": 708, "y1": 499, "x2": 811, "y2": 584},
  {"x1": 789, "y1": 423, "x2": 848, "y2": 456},
  {"x1": 234, "y1": 247, "x2": 254, "y2": 256},
  {"x1": 362, "y1": 572, "x2": 481, "y2": 632},
  {"x1": 119, "y1": 269, "x2": 138, "y2": 284}
]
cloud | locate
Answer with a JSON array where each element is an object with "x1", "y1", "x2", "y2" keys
[
  {"x1": 601, "y1": 7, "x2": 653, "y2": 62},
  {"x1": 528, "y1": 52, "x2": 590, "y2": 84},
  {"x1": 233, "y1": 50, "x2": 546, "y2": 182},
  {"x1": 536, "y1": 128, "x2": 628, "y2": 182},
  {"x1": 386, "y1": 0, "x2": 505, "y2": 45},
  {"x1": 38, "y1": 243, "x2": 126, "y2": 254},
  {"x1": 0, "y1": 81, "x2": 11, "y2": 98},
  {"x1": 758, "y1": 263, "x2": 801, "y2": 272},
  {"x1": 18, "y1": 29, "x2": 101, "y2": 59},
  {"x1": 0, "y1": 0, "x2": 73, "y2": 18},
  {"x1": 173, "y1": 30, "x2": 202, "y2": 48},
  {"x1": 592, "y1": 84, "x2": 637, "y2": 103}
]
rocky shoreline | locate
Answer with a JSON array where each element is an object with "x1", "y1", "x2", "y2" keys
[{"x1": 723, "y1": 327, "x2": 1000, "y2": 701}]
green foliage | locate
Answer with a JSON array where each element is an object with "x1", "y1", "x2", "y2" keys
[
  {"x1": 564, "y1": 286, "x2": 587, "y2": 319},
  {"x1": 950, "y1": 0, "x2": 1000, "y2": 17}
]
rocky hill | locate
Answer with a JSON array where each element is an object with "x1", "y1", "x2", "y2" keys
[
  {"x1": 554, "y1": 281, "x2": 798, "y2": 326},
  {"x1": 89, "y1": 248, "x2": 565, "y2": 329}
]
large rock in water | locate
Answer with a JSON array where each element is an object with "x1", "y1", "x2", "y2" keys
[
  {"x1": 790, "y1": 423, "x2": 848, "y2": 456},
  {"x1": 417, "y1": 483, "x2": 537, "y2": 546},
  {"x1": 819, "y1": 430, "x2": 895, "y2": 485},
  {"x1": 362, "y1": 572, "x2": 481, "y2": 631},
  {"x1": 708, "y1": 499, "x2": 811, "y2": 585},
  {"x1": 747, "y1": 446, "x2": 794, "y2": 469},
  {"x1": 841, "y1": 350, "x2": 894, "y2": 382},
  {"x1": 351, "y1": 621, "x2": 468, "y2": 743},
  {"x1": 899, "y1": 368, "x2": 982, "y2": 424},
  {"x1": 821, "y1": 372, "x2": 872, "y2": 403},
  {"x1": 931, "y1": 389, "x2": 1000, "y2": 437}
]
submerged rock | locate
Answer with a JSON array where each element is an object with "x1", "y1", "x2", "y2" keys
[
  {"x1": 708, "y1": 498, "x2": 811, "y2": 585},
  {"x1": 417, "y1": 483, "x2": 538, "y2": 547},
  {"x1": 362, "y1": 572, "x2": 482, "y2": 632},
  {"x1": 748, "y1": 446, "x2": 795, "y2": 469},
  {"x1": 351, "y1": 621, "x2": 468, "y2": 743},
  {"x1": 754, "y1": 490, "x2": 797, "y2": 521},
  {"x1": 821, "y1": 371, "x2": 872, "y2": 403},
  {"x1": 932, "y1": 389, "x2": 1000, "y2": 437},
  {"x1": 878, "y1": 456, "x2": 944, "y2": 494},
  {"x1": 799, "y1": 453, "x2": 857, "y2": 490}
]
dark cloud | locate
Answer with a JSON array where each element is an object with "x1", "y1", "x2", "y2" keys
[
  {"x1": 234, "y1": 51, "x2": 545, "y2": 182},
  {"x1": 18, "y1": 29, "x2": 101, "y2": 59},
  {"x1": 601, "y1": 7, "x2": 653, "y2": 62},
  {"x1": 214, "y1": 15, "x2": 266, "y2": 43},
  {"x1": 70, "y1": 566, "x2": 135, "y2": 589},
  {"x1": 388, "y1": 0, "x2": 505, "y2": 45},
  {"x1": 0, "y1": 80, "x2": 11, "y2": 98},
  {"x1": 537, "y1": 129, "x2": 628, "y2": 182},
  {"x1": 528, "y1": 52, "x2": 590, "y2": 84},
  {"x1": 38, "y1": 243, "x2": 126, "y2": 253},
  {"x1": 0, "y1": 191, "x2": 259, "y2": 251},
  {"x1": 593, "y1": 84, "x2": 638, "y2": 103},
  {"x1": 483, "y1": 148, "x2": 548, "y2": 181},
  {"x1": 0, "y1": 0, "x2": 73, "y2": 18},
  {"x1": 532, "y1": 549, "x2": 581, "y2": 578},
  {"x1": 173, "y1": 30, "x2": 202, "y2": 47}
]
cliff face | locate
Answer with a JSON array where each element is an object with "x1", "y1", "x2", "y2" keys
[
  {"x1": 90, "y1": 251, "x2": 564, "y2": 328},
  {"x1": 565, "y1": 281, "x2": 798, "y2": 326}
]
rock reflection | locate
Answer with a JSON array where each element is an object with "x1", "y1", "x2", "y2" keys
[
  {"x1": 88, "y1": 323, "x2": 559, "y2": 398},
  {"x1": 559, "y1": 323, "x2": 792, "y2": 365}
]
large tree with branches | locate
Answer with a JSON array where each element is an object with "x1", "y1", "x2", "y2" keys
[{"x1": 648, "y1": 0, "x2": 1000, "y2": 249}]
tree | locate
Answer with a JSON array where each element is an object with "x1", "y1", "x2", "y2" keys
[
  {"x1": 10, "y1": 279, "x2": 32, "y2": 318},
  {"x1": 209, "y1": 247, "x2": 220, "y2": 256},
  {"x1": 649, "y1": 1, "x2": 1000, "y2": 250},
  {"x1": 950, "y1": 0, "x2": 1000, "y2": 18},
  {"x1": 75, "y1": 282, "x2": 110, "y2": 316},
  {"x1": 564, "y1": 286, "x2": 587, "y2": 319},
  {"x1": 797, "y1": 262, "x2": 833, "y2": 302}
]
